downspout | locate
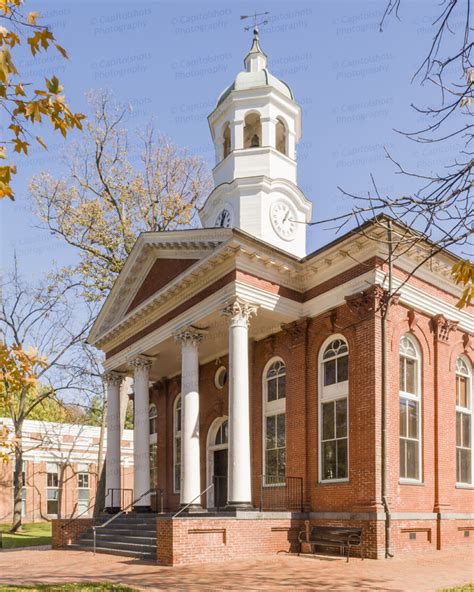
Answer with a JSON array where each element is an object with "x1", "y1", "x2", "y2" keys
[{"x1": 381, "y1": 220, "x2": 394, "y2": 558}]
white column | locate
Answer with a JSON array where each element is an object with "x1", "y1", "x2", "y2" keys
[
  {"x1": 232, "y1": 120, "x2": 244, "y2": 150},
  {"x1": 222, "y1": 298, "x2": 258, "y2": 507},
  {"x1": 104, "y1": 372, "x2": 123, "y2": 512},
  {"x1": 174, "y1": 327, "x2": 204, "y2": 509},
  {"x1": 130, "y1": 357, "x2": 153, "y2": 510}
]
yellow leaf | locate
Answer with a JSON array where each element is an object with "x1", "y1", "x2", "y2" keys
[
  {"x1": 14, "y1": 83, "x2": 25, "y2": 96},
  {"x1": 54, "y1": 43, "x2": 68, "y2": 59},
  {"x1": 35, "y1": 136, "x2": 47, "y2": 150},
  {"x1": 12, "y1": 138, "x2": 29, "y2": 155},
  {"x1": 27, "y1": 11, "x2": 40, "y2": 25}
]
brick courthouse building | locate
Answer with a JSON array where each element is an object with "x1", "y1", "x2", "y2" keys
[{"x1": 59, "y1": 32, "x2": 473, "y2": 565}]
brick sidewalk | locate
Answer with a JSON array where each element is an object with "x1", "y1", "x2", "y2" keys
[{"x1": 0, "y1": 548, "x2": 472, "y2": 591}]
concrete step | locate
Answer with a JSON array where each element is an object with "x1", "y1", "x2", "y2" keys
[
  {"x1": 91, "y1": 527, "x2": 156, "y2": 537},
  {"x1": 76, "y1": 537, "x2": 156, "y2": 552},
  {"x1": 79, "y1": 534, "x2": 157, "y2": 546},
  {"x1": 68, "y1": 543, "x2": 155, "y2": 560}
]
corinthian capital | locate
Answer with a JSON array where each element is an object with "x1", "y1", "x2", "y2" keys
[
  {"x1": 174, "y1": 326, "x2": 205, "y2": 346},
  {"x1": 222, "y1": 297, "x2": 258, "y2": 327},
  {"x1": 102, "y1": 372, "x2": 124, "y2": 387},
  {"x1": 130, "y1": 356, "x2": 153, "y2": 372}
]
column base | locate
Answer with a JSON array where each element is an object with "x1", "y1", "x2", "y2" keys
[
  {"x1": 226, "y1": 502, "x2": 254, "y2": 510},
  {"x1": 133, "y1": 505, "x2": 152, "y2": 513},
  {"x1": 179, "y1": 504, "x2": 206, "y2": 514},
  {"x1": 105, "y1": 506, "x2": 121, "y2": 514}
]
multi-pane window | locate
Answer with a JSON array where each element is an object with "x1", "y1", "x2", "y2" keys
[
  {"x1": 263, "y1": 359, "x2": 286, "y2": 485},
  {"x1": 323, "y1": 339, "x2": 348, "y2": 386},
  {"x1": 399, "y1": 335, "x2": 421, "y2": 481},
  {"x1": 321, "y1": 399, "x2": 348, "y2": 480},
  {"x1": 456, "y1": 357, "x2": 472, "y2": 484},
  {"x1": 77, "y1": 464, "x2": 90, "y2": 516},
  {"x1": 150, "y1": 443, "x2": 158, "y2": 488},
  {"x1": 173, "y1": 395, "x2": 182, "y2": 493},
  {"x1": 149, "y1": 404, "x2": 157, "y2": 435},
  {"x1": 46, "y1": 462, "x2": 59, "y2": 515},
  {"x1": 319, "y1": 337, "x2": 349, "y2": 481}
]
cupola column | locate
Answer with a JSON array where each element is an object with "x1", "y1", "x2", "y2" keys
[
  {"x1": 232, "y1": 120, "x2": 244, "y2": 150},
  {"x1": 175, "y1": 327, "x2": 205, "y2": 510},
  {"x1": 288, "y1": 130, "x2": 297, "y2": 160},
  {"x1": 261, "y1": 116, "x2": 276, "y2": 148},
  {"x1": 103, "y1": 372, "x2": 124, "y2": 513},
  {"x1": 222, "y1": 298, "x2": 258, "y2": 508},
  {"x1": 131, "y1": 357, "x2": 153, "y2": 511}
]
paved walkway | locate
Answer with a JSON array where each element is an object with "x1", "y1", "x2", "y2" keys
[{"x1": 0, "y1": 548, "x2": 472, "y2": 591}]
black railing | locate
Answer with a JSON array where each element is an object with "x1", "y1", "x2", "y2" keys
[
  {"x1": 259, "y1": 475, "x2": 303, "y2": 512},
  {"x1": 105, "y1": 488, "x2": 133, "y2": 511}
]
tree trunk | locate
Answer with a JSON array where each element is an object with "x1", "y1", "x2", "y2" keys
[{"x1": 10, "y1": 422, "x2": 23, "y2": 533}]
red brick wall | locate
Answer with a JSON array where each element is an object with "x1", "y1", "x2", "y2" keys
[
  {"x1": 127, "y1": 258, "x2": 199, "y2": 313},
  {"x1": 156, "y1": 517, "x2": 301, "y2": 565},
  {"x1": 52, "y1": 518, "x2": 96, "y2": 548}
]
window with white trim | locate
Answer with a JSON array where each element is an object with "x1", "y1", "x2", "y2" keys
[
  {"x1": 319, "y1": 337, "x2": 349, "y2": 481},
  {"x1": 46, "y1": 462, "x2": 59, "y2": 515},
  {"x1": 173, "y1": 395, "x2": 182, "y2": 493},
  {"x1": 263, "y1": 358, "x2": 286, "y2": 485},
  {"x1": 149, "y1": 404, "x2": 157, "y2": 435},
  {"x1": 399, "y1": 335, "x2": 422, "y2": 481},
  {"x1": 77, "y1": 463, "x2": 90, "y2": 516},
  {"x1": 456, "y1": 356, "x2": 472, "y2": 484}
]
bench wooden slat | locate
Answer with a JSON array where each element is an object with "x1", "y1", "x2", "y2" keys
[{"x1": 298, "y1": 525, "x2": 364, "y2": 562}]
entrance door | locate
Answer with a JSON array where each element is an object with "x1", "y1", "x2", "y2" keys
[{"x1": 213, "y1": 449, "x2": 228, "y2": 509}]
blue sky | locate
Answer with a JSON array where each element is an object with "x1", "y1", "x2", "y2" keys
[{"x1": 1, "y1": 0, "x2": 459, "y2": 277}]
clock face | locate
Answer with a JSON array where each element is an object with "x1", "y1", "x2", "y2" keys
[
  {"x1": 270, "y1": 201, "x2": 297, "y2": 241},
  {"x1": 215, "y1": 209, "x2": 232, "y2": 228}
]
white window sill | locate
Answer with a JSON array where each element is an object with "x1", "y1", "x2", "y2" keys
[
  {"x1": 456, "y1": 483, "x2": 474, "y2": 489},
  {"x1": 318, "y1": 478, "x2": 350, "y2": 485},
  {"x1": 262, "y1": 482, "x2": 286, "y2": 488},
  {"x1": 399, "y1": 479, "x2": 424, "y2": 486}
]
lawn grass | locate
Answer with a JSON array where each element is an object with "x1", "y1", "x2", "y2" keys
[
  {"x1": 437, "y1": 585, "x2": 474, "y2": 591},
  {"x1": 0, "y1": 585, "x2": 137, "y2": 592},
  {"x1": 0, "y1": 522, "x2": 52, "y2": 548}
]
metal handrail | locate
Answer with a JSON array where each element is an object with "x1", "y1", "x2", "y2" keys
[
  {"x1": 61, "y1": 497, "x2": 104, "y2": 531},
  {"x1": 173, "y1": 483, "x2": 213, "y2": 518},
  {"x1": 92, "y1": 487, "x2": 154, "y2": 555},
  {"x1": 106, "y1": 487, "x2": 133, "y2": 510}
]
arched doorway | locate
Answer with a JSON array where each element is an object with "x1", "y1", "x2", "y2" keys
[{"x1": 207, "y1": 417, "x2": 228, "y2": 509}]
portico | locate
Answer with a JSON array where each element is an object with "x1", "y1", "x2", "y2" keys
[{"x1": 101, "y1": 291, "x2": 267, "y2": 513}]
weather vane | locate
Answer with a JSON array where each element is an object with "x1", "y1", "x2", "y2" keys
[{"x1": 240, "y1": 11, "x2": 270, "y2": 33}]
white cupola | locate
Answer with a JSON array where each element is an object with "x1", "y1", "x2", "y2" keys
[{"x1": 199, "y1": 29, "x2": 312, "y2": 258}]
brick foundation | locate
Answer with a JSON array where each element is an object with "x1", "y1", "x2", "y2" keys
[
  {"x1": 156, "y1": 515, "x2": 302, "y2": 566},
  {"x1": 52, "y1": 518, "x2": 97, "y2": 548}
]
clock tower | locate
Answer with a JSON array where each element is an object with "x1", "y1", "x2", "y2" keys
[{"x1": 199, "y1": 29, "x2": 312, "y2": 258}]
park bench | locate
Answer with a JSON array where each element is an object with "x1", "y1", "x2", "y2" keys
[{"x1": 298, "y1": 524, "x2": 363, "y2": 562}]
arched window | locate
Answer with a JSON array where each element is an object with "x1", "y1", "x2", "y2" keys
[
  {"x1": 319, "y1": 337, "x2": 349, "y2": 481},
  {"x1": 222, "y1": 123, "x2": 231, "y2": 159},
  {"x1": 276, "y1": 118, "x2": 287, "y2": 155},
  {"x1": 263, "y1": 358, "x2": 286, "y2": 485},
  {"x1": 244, "y1": 112, "x2": 262, "y2": 149},
  {"x1": 399, "y1": 335, "x2": 422, "y2": 481},
  {"x1": 214, "y1": 419, "x2": 228, "y2": 446},
  {"x1": 456, "y1": 356, "x2": 472, "y2": 484},
  {"x1": 149, "y1": 404, "x2": 157, "y2": 435},
  {"x1": 173, "y1": 395, "x2": 182, "y2": 493}
]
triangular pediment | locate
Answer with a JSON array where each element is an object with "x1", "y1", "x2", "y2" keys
[{"x1": 88, "y1": 228, "x2": 234, "y2": 346}]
